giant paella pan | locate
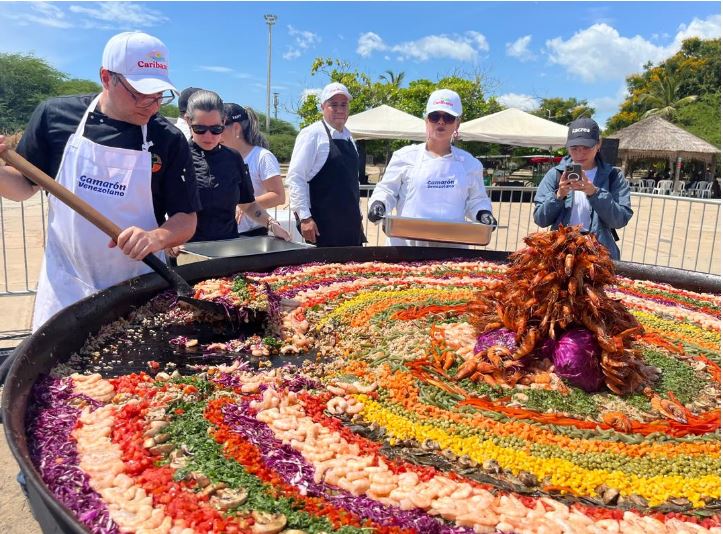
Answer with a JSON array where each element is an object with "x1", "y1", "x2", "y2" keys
[{"x1": 2, "y1": 232, "x2": 721, "y2": 534}]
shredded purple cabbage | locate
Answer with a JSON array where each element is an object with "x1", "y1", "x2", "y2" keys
[
  {"x1": 26, "y1": 375, "x2": 119, "y2": 534},
  {"x1": 223, "y1": 400, "x2": 474, "y2": 533},
  {"x1": 552, "y1": 328, "x2": 605, "y2": 393}
]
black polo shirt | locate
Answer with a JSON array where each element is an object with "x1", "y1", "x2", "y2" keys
[
  {"x1": 189, "y1": 142, "x2": 255, "y2": 242},
  {"x1": 16, "y1": 94, "x2": 201, "y2": 225}
]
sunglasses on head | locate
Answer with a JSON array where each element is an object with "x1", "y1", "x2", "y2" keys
[
  {"x1": 427, "y1": 111, "x2": 457, "y2": 124},
  {"x1": 191, "y1": 124, "x2": 225, "y2": 135}
]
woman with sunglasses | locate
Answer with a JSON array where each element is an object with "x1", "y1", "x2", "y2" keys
[
  {"x1": 173, "y1": 90, "x2": 290, "y2": 249},
  {"x1": 220, "y1": 104, "x2": 286, "y2": 237},
  {"x1": 367, "y1": 89, "x2": 496, "y2": 246}
]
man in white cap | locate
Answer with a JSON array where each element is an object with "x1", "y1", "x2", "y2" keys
[
  {"x1": 0, "y1": 31, "x2": 200, "y2": 331},
  {"x1": 367, "y1": 88, "x2": 495, "y2": 247},
  {"x1": 287, "y1": 82, "x2": 365, "y2": 246}
]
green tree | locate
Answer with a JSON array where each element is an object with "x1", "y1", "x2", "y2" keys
[
  {"x1": 606, "y1": 38, "x2": 719, "y2": 133},
  {"x1": 379, "y1": 70, "x2": 406, "y2": 88},
  {"x1": 638, "y1": 68, "x2": 698, "y2": 119},
  {"x1": 674, "y1": 91, "x2": 721, "y2": 147},
  {"x1": 532, "y1": 97, "x2": 595, "y2": 125},
  {"x1": 0, "y1": 53, "x2": 65, "y2": 133},
  {"x1": 57, "y1": 78, "x2": 102, "y2": 96}
]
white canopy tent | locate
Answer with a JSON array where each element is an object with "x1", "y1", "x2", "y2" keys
[
  {"x1": 346, "y1": 104, "x2": 426, "y2": 141},
  {"x1": 458, "y1": 108, "x2": 568, "y2": 148}
]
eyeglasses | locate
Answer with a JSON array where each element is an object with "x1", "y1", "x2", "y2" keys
[
  {"x1": 111, "y1": 73, "x2": 175, "y2": 108},
  {"x1": 191, "y1": 124, "x2": 225, "y2": 135},
  {"x1": 427, "y1": 111, "x2": 457, "y2": 124}
]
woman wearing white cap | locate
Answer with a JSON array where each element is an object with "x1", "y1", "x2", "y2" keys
[
  {"x1": 368, "y1": 89, "x2": 496, "y2": 246},
  {"x1": 287, "y1": 82, "x2": 365, "y2": 246},
  {"x1": 0, "y1": 31, "x2": 200, "y2": 331}
]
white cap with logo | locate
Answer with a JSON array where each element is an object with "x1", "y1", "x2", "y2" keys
[
  {"x1": 102, "y1": 31, "x2": 177, "y2": 95},
  {"x1": 319, "y1": 82, "x2": 352, "y2": 107},
  {"x1": 425, "y1": 89, "x2": 463, "y2": 117}
]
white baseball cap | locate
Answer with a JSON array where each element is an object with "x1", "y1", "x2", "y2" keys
[
  {"x1": 102, "y1": 32, "x2": 177, "y2": 95},
  {"x1": 425, "y1": 89, "x2": 463, "y2": 117},
  {"x1": 319, "y1": 82, "x2": 352, "y2": 107}
]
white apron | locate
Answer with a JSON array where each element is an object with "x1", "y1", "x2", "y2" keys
[
  {"x1": 32, "y1": 95, "x2": 160, "y2": 331},
  {"x1": 389, "y1": 148, "x2": 470, "y2": 248}
]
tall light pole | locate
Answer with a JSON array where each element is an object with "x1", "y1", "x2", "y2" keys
[{"x1": 264, "y1": 14, "x2": 277, "y2": 134}]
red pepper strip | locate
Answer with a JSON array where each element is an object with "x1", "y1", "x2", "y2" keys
[{"x1": 642, "y1": 333, "x2": 684, "y2": 354}]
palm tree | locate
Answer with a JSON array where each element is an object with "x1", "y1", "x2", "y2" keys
[
  {"x1": 379, "y1": 70, "x2": 406, "y2": 88},
  {"x1": 638, "y1": 70, "x2": 698, "y2": 119}
]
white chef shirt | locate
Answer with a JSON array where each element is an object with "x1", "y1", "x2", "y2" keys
[
  {"x1": 369, "y1": 143, "x2": 492, "y2": 221},
  {"x1": 570, "y1": 166, "x2": 597, "y2": 231},
  {"x1": 287, "y1": 119, "x2": 357, "y2": 220}
]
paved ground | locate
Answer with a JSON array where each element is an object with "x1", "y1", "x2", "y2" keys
[{"x1": 0, "y1": 168, "x2": 719, "y2": 531}]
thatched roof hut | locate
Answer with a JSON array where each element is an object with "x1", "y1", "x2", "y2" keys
[{"x1": 607, "y1": 116, "x2": 719, "y2": 182}]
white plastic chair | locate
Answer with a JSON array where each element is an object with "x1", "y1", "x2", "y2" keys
[
  {"x1": 652, "y1": 180, "x2": 673, "y2": 195},
  {"x1": 629, "y1": 179, "x2": 642, "y2": 192},
  {"x1": 685, "y1": 181, "x2": 702, "y2": 197},
  {"x1": 698, "y1": 182, "x2": 714, "y2": 199},
  {"x1": 640, "y1": 179, "x2": 656, "y2": 193},
  {"x1": 672, "y1": 181, "x2": 686, "y2": 196}
]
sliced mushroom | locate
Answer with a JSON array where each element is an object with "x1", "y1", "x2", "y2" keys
[
  {"x1": 210, "y1": 487, "x2": 248, "y2": 511},
  {"x1": 168, "y1": 449, "x2": 189, "y2": 469},
  {"x1": 148, "y1": 443, "x2": 174, "y2": 455},
  {"x1": 482, "y1": 459, "x2": 501, "y2": 474},
  {"x1": 199, "y1": 482, "x2": 227, "y2": 498},
  {"x1": 517, "y1": 470, "x2": 538, "y2": 487},
  {"x1": 192, "y1": 472, "x2": 211, "y2": 488},
  {"x1": 251, "y1": 511, "x2": 287, "y2": 534}
]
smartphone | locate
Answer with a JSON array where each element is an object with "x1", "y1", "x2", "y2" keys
[{"x1": 567, "y1": 163, "x2": 583, "y2": 181}]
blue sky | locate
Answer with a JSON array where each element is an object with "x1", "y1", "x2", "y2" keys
[{"x1": 2, "y1": 1, "x2": 720, "y2": 128}]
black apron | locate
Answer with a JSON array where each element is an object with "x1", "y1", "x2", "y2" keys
[{"x1": 307, "y1": 122, "x2": 365, "y2": 246}]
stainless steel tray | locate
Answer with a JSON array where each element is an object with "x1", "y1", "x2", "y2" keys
[
  {"x1": 382, "y1": 216, "x2": 493, "y2": 246},
  {"x1": 177, "y1": 236, "x2": 311, "y2": 265}
]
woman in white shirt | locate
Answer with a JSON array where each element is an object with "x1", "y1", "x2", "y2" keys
[
  {"x1": 368, "y1": 89, "x2": 496, "y2": 246},
  {"x1": 221, "y1": 104, "x2": 286, "y2": 236}
]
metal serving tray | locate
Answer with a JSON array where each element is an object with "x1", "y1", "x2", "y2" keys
[
  {"x1": 178, "y1": 236, "x2": 311, "y2": 265},
  {"x1": 383, "y1": 215, "x2": 493, "y2": 246}
]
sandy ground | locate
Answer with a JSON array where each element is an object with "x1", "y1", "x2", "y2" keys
[{"x1": 0, "y1": 168, "x2": 719, "y2": 531}]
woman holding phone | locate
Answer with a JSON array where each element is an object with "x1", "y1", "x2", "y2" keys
[{"x1": 533, "y1": 117, "x2": 632, "y2": 260}]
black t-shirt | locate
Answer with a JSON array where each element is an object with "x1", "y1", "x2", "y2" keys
[
  {"x1": 16, "y1": 94, "x2": 201, "y2": 225},
  {"x1": 189, "y1": 142, "x2": 255, "y2": 242}
]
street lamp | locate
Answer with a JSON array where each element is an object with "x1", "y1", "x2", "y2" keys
[{"x1": 264, "y1": 14, "x2": 278, "y2": 134}]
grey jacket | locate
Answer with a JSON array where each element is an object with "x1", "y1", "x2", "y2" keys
[{"x1": 533, "y1": 156, "x2": 633, "y2": 260}]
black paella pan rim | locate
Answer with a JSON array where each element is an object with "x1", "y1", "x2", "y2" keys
[{"x1": 1, "y1": 246, "x2": 720, "y2": 533}]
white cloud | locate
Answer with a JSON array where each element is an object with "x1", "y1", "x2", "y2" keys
[
  {"x1": 673, "y1": 15, "x2": 721, "y2": 46},
  {"x1": 69, "y1": 2, "x2": 169, "y2": 28},
  {"x1": 506, "y1": 35, "x2": 535, "y2": 62},
  {"x1": 545, "y1": 15, "x2": 721, "y2": 83},
  {"x1": 283, "y1": 25, "x2": 321, "y2": 61},
  {"x1": 498, "y1": 93, "x2": 539, "y2": 111},
  {"x1": 356, "y1": 31, "x2": 490, "y2": 62},
  {"x1": 283, "y1": 49, "x2": 302, "y2": 61},
  {"x1": 6, "y1": 2, "x2": 73, "y2": 28},
  {"x1": 357, "y1": 32, "x2": 387, "y2": 57},
  {"x1": 199, "y1": 66, "x2": 234, "y2": 73},
  {"x1": 589, "y1": 85, "x2": 630, "y2": 124}
]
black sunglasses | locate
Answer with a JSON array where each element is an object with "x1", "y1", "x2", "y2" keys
[
  {"x1": 427, "y1": 111, "x2": 457, "y2": 124},
  {"x1": 191, "y1": 124, "x2": 225, "y2": 135}
]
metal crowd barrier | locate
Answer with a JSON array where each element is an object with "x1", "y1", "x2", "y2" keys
[{"x1": 0, "y1": 186, "x2": 720, "y2": 298}]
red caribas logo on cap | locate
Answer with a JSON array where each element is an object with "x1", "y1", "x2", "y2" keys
[
  {"x1": 137, "y1": 51, "x2": 168, "y2": 70},
  {"x1": 433, "y1": 99, "x2": 453, "y2": 107}
]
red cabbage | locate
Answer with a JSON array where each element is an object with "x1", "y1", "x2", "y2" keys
[
  {"x1": 474, "y1": 328, "x2": 518, "y2": 356},
  {"x1": 552, "y1": 328, "x2": 605, "y2": 393}
]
